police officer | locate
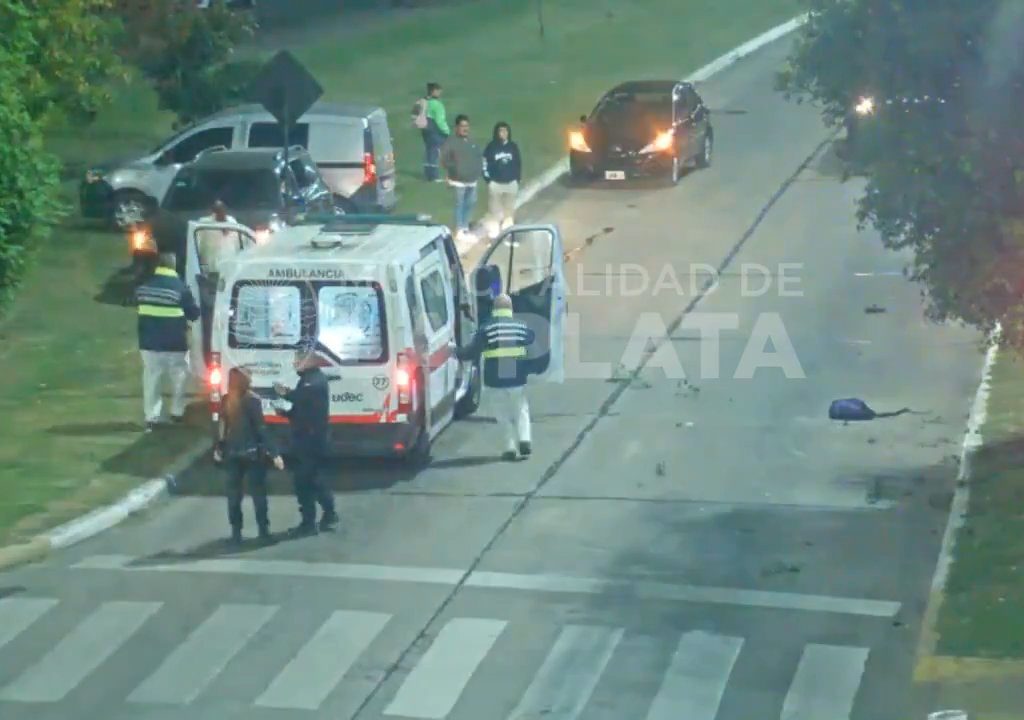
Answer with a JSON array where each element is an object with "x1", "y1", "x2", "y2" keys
[
  {"x1": 135, "y1": 252, "x2": 200, "y2": 432},
  {"x1": 457, "y1": 293, "x2": 536, "y2": 461},
  {"x1": 274, "y1": 347, "x2": 339, "y2": 536}
]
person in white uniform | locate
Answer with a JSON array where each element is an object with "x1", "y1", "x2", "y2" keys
[{"x1": 456, "y1": 294, "x2": 536, "y2": 461}]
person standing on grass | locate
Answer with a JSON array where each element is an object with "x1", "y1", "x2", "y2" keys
[
  {"x1": 274, "y1": 347, "x2": 339, "y2": 537},
  {"x1": 135, "y1": 252, "x2": 200, "y2": 432},
  {"x1": 483, "y1": 121, "x2": 522, "y2": 237},
  {"x1": 414, "y1": 82, "x2": 449, "y2": 182},
  {"x1": 214, "y1": 368, "x2": 284, "y2": 545},
  {"x1": 440, "y1": 114, "x2": 484, "y2": 241}
]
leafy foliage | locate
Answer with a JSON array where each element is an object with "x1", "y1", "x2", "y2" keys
[
  {"x1": 114, "y1": 0, "x2": 259, "y2": 126},
  {"x1": 778, "y1": 0, "x2": 1024, "y2": 348},
  {"x1": 0, "y1": 0, "x2": 121, "y2": 306}
]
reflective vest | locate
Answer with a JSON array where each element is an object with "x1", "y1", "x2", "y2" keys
[
  {"x1": 471, "y1": 308, "x2": 535, "y2": 388},
  {"x1": 136, "y1": 267, "x2": 200, "y2": 352}
]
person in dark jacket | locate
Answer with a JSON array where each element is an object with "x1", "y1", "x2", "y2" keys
[
  {"x1": 214, "y1": 368, "x2": 284, "y2": 544},
  {"x1": 134, "y1": 252, "x2": 200, "y2": 431},
  {"x1": 457, "y1": 293, "x2": 536, "y2": 461},
  {"x1": 483, "y1": 121, "x2": 522, "y2": 237},
  {"x1": 273, "y1": 347, "x2": 339, "y2": 536}
]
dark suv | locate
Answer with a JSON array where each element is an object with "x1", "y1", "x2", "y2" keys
[{"x1": 148, "y1": 146, "x2": 338, "y2": 265}]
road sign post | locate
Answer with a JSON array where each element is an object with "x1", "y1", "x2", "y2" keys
[{"x1": 245, "y1": 50, "x2": 324, "y2": 213}]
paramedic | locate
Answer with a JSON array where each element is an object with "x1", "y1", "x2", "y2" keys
[
  {"x1": 274, "y1": 347, "x2": 340, "y2": 536},
  {"x1": 457, "y1": 293, "x2": 535, "y2": 461},
  {"x1": 195, "y1": 200, "x2": 238, "y2": 364},
  {"x1": 135, "y1": 252, "x2": 200, "y2": 432}
]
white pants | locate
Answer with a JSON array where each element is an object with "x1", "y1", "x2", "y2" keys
[
  {"x1": 486, "y1": 181, "x2": 518, "y2": 234},
  {"x1": 141, "y1": 350, "x2": 189, "y2": 422},
  {"x1": 490, "y1": 385, "x2": 531, "y2": 452}
]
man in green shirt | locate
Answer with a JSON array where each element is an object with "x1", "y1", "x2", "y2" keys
[{"x1": 420, "y1": 82, "x2": 449, "y2": 182}]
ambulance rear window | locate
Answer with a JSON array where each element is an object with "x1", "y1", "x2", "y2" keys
[
  {"x1": 317, "y1": 283, "x2": 386, "y2": 363},
  {"x1": 231, "y1": 284, "x2": 304, "y2": 346}
]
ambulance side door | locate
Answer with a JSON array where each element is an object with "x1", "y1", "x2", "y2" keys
[
  {"x1": 412, "y1": 249, "x2": 458, "y2": 431},
  {"x1": 471, "y1": 224, "x2": 566, "y2": 383},
  {"x1": 185, "y1": 220, "x2": 257, "y2": 381}
]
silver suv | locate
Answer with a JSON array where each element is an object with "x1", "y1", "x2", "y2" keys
[{"x1": 81, "y1": 101, "x2": 397, "y2": 229}]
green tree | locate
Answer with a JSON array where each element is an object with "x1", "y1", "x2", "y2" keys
[
  {"x1": 777, "y1": 0, "x2": 1024, "y2": 347},
  {"x1": 0, "y1": 0, "x2": 121, "y2": 304},
  {"x1": 114, "y1": 0, "x2": 259, "y2": 126}
]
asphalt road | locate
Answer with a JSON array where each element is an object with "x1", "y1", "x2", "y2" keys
[{"x1": 0, "y1": 37, "x2": 985, "y2": 720}]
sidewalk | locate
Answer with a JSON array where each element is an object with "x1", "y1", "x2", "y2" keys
[{"x1": 914, "y1": 347, "x2": 1024, "y2": 719}]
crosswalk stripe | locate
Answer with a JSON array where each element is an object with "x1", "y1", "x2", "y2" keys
[
  {"x1": 780, "y1": 644, "x2": 869, "y2": 720},
  {"x1": 0, "y1": 600, "x2": 161, "y2": 702},
  {"x1": 383, "y1": 618, "x2": 508, "y2": 718},
  {"x1": 645, "y1": 631, "x2": 743, "y2": 720},
  {"x1": 255, "y1": 610, "x2": 391, "y2": 710},
  {"x1": 507, "y1": 625, "x2": 623, "y2": 720},
  {"x1": 0, "y1": 598, "x2": 58, "y2": 651},
  {"x1": 127, "y1": 604, "x2": 277, "y2": 705}
]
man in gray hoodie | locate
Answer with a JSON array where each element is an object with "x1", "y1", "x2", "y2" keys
[{"x1": 440, "y1": 114, "x2": 484, "y2": 240}]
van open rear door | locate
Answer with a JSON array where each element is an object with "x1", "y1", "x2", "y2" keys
[
  {"x1": 184, "y1": 220, "x2": 257, "y2": 382},
  {"x1": 471, "y1": 225, "x2": 566, "y2": 383}
]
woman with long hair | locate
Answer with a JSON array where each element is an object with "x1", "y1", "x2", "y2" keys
[{"x1": 213, "y1": 367, "x2": 284, "y2": 544}]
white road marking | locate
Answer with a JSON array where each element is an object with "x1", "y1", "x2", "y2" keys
[
  {"x1": 645, "y1": 631, "x2": 743, "y2": 720},
  {"x1": 0, "y1": 598, "x2": 58, "y2": 651},
  {"x1": 255, "y1": 610, "x2": 391, "y2": 711},
  {"x1": 384, "y1": 618, "x2": 507, "y2": 718},
  {"x1": 127, "y1": 603, "x2": 276, "y2": 704},
  {"x1": 73, "y1": 555, "x2": 901, "y2": 617},
  {"x1": 780, "y1": 644, "x2": 869, "y2": 720},
  {"x1": 0, "y1": 601, "x2": 160, "y2": 702},
  {"x1": 466, "y1": 571, "x2": 902, "y2": 617},
  {"x1": 74, "y1": 554, "x2": 466, "y2": 584},
  {"x1": 507, "y1": 625, "x2": 622, "y2": 720}
]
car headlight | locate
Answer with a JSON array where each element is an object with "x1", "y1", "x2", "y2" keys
[
  {"x1": 640, "y1": 130, "x2": 675, "y2": 154},
  {"x1": 569, "y1": 130, "x2": 591, "y2": 153},
  {"x1": 854, "y1": 95, "x2": 876, "y2": 116}
]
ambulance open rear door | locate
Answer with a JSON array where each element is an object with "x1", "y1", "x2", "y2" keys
[{"x1": 184, "y1": 220, "x2": 258, "y2": 383}]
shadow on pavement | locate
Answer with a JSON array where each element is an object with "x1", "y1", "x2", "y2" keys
[{"x1": 82, "y1": 402, "x2": 208, "y2": 480}]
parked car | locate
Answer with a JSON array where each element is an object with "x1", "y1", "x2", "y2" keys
[
  {"x1": 81, "y1": 101, "x2": 397, "y2": 229},
  {"x1": 568, "y1": 80, "x2": 713, "y2": 185},
  {"x1": 144, "y1": 146, "x2": 340, "y2": 272}
]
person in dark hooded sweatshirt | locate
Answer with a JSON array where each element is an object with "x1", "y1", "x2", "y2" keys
[{"x1": 483, "y1": 121, "x2": 522, "y2": 236}]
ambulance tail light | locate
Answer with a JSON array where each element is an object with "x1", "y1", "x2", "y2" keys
[
  {"x1": 363, "y1": 152, "x2": 377, "y2": 185},
  {"x1": 396, "y1": 352, "x2": 413, "y2": 413},
  {"x1": 208, "y1": 359, "x2": 223, "y2": 392}
]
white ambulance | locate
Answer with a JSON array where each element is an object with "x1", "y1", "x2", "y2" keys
[{"x1": 184, "y1": 214, "x2": 566, "y2": 463}]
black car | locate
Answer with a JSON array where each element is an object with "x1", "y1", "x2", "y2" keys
[
  {"x1": 568, "y1": 80, "x2": 713, "y2": 185},
  {"x1": 145, "y1": 146, "x2": 338, "y2": 269}
]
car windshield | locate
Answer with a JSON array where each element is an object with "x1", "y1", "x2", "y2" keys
[
  {"x1": 594, "y1": 91, "x2": 672, "y2": 124},
  {"x1": 163, "y1": 168, "x2": 281, "y2": 212}
]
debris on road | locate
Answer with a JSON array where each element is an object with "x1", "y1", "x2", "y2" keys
[
  {"x1": 655, "y1": 461, "x2": 666, "y2": 476},
  {"x1": 865, "y1": 304, "x2": 886, "y2": 313},
  {"x1": 829, "y1": 397, "x2": 913, "y2": 421},
  {"x1": 761, "y1": 560, "x2": 801, "y2": 578}
]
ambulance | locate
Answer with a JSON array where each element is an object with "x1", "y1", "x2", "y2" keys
[{"x1": 183, "y1": 214, "x2": 566, "y2": 463}]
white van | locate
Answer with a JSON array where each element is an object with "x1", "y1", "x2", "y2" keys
[
  {"x1": 184, "y1": 215, "x2": 566, "y2": 463},
  {"x1": 81, "y1": 102, "x2": 397, "y2": 229}
]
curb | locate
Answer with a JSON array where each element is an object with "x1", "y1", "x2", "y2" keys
[
  {"x1": 0, "y1": 437, "x2": 209, "y2": 573},
  {"x1": 0, "y1": 13, "x2": 813, "y2": 573},
  {"x1": 914, "y1": 323, "x2": 1002, "y2": 672}
]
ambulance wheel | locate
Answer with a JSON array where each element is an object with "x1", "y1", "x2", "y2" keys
[
  {"x1": 404, "y1": 371, "x2": 431, "y2": 468},
  {"x1": 454, "y1": 360, "x2": 481, "y2": 419}
]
